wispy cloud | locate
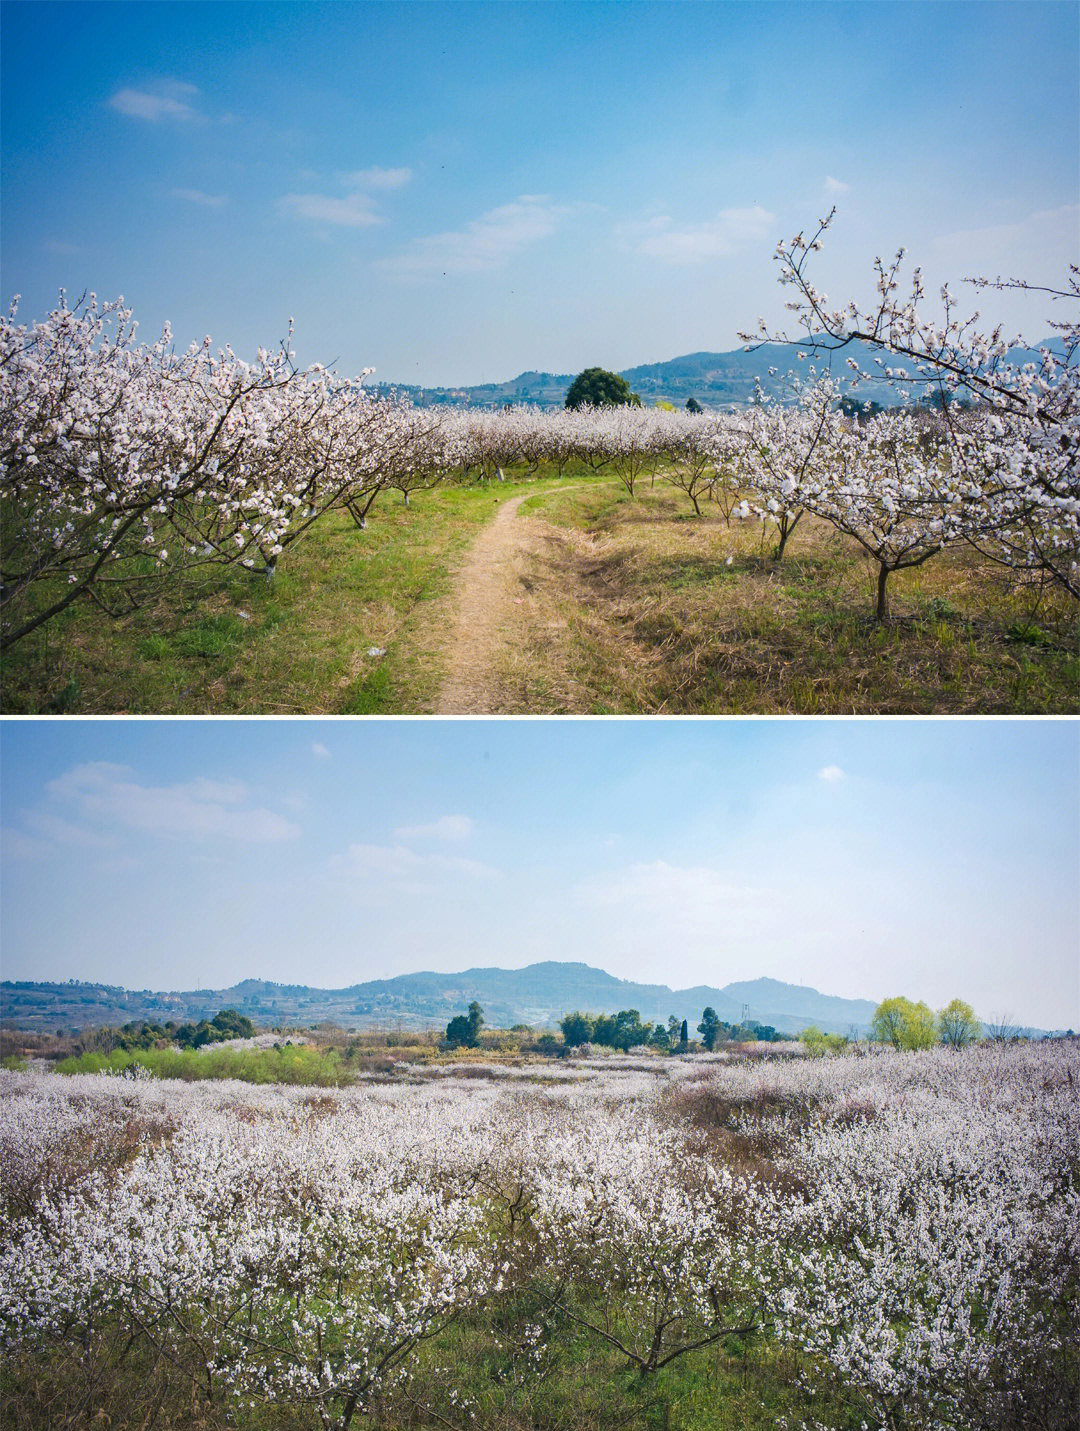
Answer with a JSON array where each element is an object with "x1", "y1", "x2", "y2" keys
[
  {"x1": 43, "y1": 763, "x2": 299, "y2": 843},
  {"x1": 824, "y1": 176, "x2": 850, "y2": 194},
  {"x1": 338, "y1": 166, "x2": 412, "y2": 190},
  {"x1": 932, "y1": 205, "x2": 1080, "y2": 268},
  {"x1": 1, "y1": 827, "x2": 50, "y2": 861},
  {"x1": 818, "y1": 765, "x2": 845, "y2": 783},
  {"x1": 577, "y1": 860, "x2": 772, "y2": 913},
  {"x1": 380, "y1": 194, "x2": 568, "y2": 276},
  {"x1": 278, "y1": 191, "x2": 384, "y2": 227},
  {"x1": 312, "y1": 743, "x2": 331, "y2": 760},
  {"x1": 279, "y1": 165, "x2": 412, "y2": 229},
  {"x1": 171, "y1": 188, "x2": 227, "y2": 208},
  {"x1": 109, "y1": 80, "x2": 202, "y2": 123},
  {"x1": 627, "y1": 206, "x2": 775, "y2": 265},
  {"x1": 394, "y1": 815, "x2": 473, "y2": 841},
  {"x1": 347, "y1": 842, "x2": 498, "y2": 882},
  {"x1": 23, "y1": 809, "x2": 114, "y2": 849}
]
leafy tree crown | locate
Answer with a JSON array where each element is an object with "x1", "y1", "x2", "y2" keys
[{"x1": 564, "y1": 367, "x2": 641, "y2": 410}]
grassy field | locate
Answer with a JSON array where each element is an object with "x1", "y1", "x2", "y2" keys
[
  {"x1": 1, "y1": 479, "x2": 524, "y2": 715},
  {"x1": 510, "y1": 481, "x2": 1079, "y2": 714},
  {"x1": 41, "y1": 1033, "x2": 568, "y2": 1084},
  {"x1": 3, "y1": 468, "x2": 1076, "y2": 713},
  {"x1": 1, "y1": 1305, "x2": 846, "y2": 1431}
]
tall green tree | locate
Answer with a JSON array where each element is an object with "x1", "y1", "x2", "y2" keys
[
  {"x1": 446, "y1": 1002, "x2": 484, "y2": 1049},
  {"x1": 466, "y1": 1001, "x2": 484, "y2": 1042},
  {"x1": 937, "y1": 998, "x2": 981, "y2": 1048},
  {"x1": 611, "y1": 1009, "x2": 648, "y2": 1050},
  {"x1": 697, "y1": 1007, "x2": 721, "y2": 1051},
  {"x1": 649, "y1": 1022, "x2": 671, "y2": 1049},
  {"x1": 871, "y1": 997, "x2": 909, "y2": 1049},
  {"x1": 564, "y1": 367, "x2": 641, "y2": 410},
  {"x1": 560, "y1": 1011, "x2": 595, "y2": 1048},
  {"x1": 871, "y1": 996, "x2": 938, "y2": 1050}
]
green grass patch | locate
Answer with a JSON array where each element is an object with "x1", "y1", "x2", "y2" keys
[
  {"x1": 2, "y1": 480, "x2": 542, "y2": 713},
  {"x1": 55, "y1": 1043, "x2": 351, "y2": 1086},
  {"x1": 4, "y1": 466, "x2": 1076, "y2": 713},
  {"x1": 511, "y1": 482, "x2": 1078, "y2": 714}
]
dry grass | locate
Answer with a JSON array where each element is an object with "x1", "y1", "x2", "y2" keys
[
  {"x1": 508, "y1": 482, "x2": 1079, "y2": 713},
  {"x1": 3, "y1": 468, "x2": 1075, "y2": 713}
]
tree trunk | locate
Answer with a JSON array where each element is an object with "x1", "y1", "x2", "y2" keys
[{"x1": 876, "y1": 562, "x2": 890, "y2": 621}]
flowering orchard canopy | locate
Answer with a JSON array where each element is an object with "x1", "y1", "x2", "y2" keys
[
  {"x1": 2, "y1": 264, "x2": 1077, "y2": 648},
  {"x1": 741, "y1": 212, "x2": 1080, "y2": 601},
  {"x1": 1, "y1": 1041, "x2": 1076, "y2": 1431}
]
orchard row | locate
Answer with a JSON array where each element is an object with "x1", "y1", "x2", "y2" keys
[{"x1": 2, "y1": 238, "x2": 1076, "y2": 647}]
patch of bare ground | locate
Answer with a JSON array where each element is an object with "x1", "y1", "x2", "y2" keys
[{"x1": 434, "y1": 488, "x2": 612, "y2": 713}]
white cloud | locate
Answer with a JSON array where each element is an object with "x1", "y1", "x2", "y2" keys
[
  {"x1": 631, "y1": 206, "x2": 775, "y2": 265},
  {"x1": 1, "y1": 826, "x2": 50, "y2": 860},
  {"x1": 824, "y1": 176, "x2": 850, "y2": 194},
  {"x1": 109, "y1": 81, "x2": 201, "y2": 123},
  {"x1": 578, "y1": 860, "x2": 772, "y2": 913},
  {"x1": 932, "y1": 205, "x2": 1079, "y2": 270},
  {"x1": 380, "y1": 195, "x2": 568, "y2": 276},
  {"x1": 23, "y1": 810, "x2": 114, "y2": 849},
  {"x1": 277, "y1": 191, "x2": 384, "y2": 227},
  {"x1": 278, "y1": 166, "x2": 412, "y2": 229},
  {"x1": 44, "y1": 763, "x2": 299, "y2": 843},
  {"x1": 312, "y1": 742, "x2": 331, "y2": 759},
  {"x1": 347, "y1": 842, "x2": 497, "y2": 880},
  {"x1": 818, "y1": 765, "x2": 845, "y2": 783},
  {"x1": 338, "y1": 166, "x2": 412, "y2": 190},
  {"x1": 394, "y1": 814, "x2": 473, "y2": 841},
  {"x1": 171, "y1": 188, "x2": 226, "y2": 208}
]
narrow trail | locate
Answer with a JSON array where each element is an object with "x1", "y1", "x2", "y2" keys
[{"x1": 435, "y1": 488, "x2": 577, "y2": 714}]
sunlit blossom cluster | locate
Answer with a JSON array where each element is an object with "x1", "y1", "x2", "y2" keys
[
  {"x1": 0, "y1": 295, "x2": 444, "y2": 648},
  {"x1": 742, "y1": 214, "x2": 1080, "y2": 604}
]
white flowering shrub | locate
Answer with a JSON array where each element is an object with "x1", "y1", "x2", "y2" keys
[
  {"x1": 683, "y1": 1044, "x2": 1080, "y2": 1429},
  {"x1": 0, "y1": 295, "x2": 421, "y2": 648},
  {"x1": 2, "y1": 1043, "x2": 1076, "y2": 1429}
]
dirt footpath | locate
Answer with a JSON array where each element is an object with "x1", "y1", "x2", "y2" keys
[{"x1": 435, "y1": 491, "x2": 543, "y2": 713}]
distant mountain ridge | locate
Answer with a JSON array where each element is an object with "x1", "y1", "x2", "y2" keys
[
  {"x1": 378, "y1": 341, "x2": 907, "y2": 411},
  {"x1": 375, "y1": 338, "x2": 1062, "y2": 412},
  {"x1": 2, "y1": 963, "x2": 882, "y2": 1037}
]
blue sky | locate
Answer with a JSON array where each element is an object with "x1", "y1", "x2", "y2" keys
[
  {"x1": 2, "y1": 719, "x2": 1076, "y2": 1028},
  {"x1": 2, "y1": 1, "x2": 1077, "y2": 385}
]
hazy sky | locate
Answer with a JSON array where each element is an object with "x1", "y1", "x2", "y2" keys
[
  {"x1": 1, "y1": 719, "x2": 1076, "y2": 1029},
  {"x1": 2, "y1": 1, "x2": 1077, "y2": 385}
]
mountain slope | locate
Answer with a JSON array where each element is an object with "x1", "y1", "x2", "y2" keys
[
  {"x1": 379, "y1": 340, "x2": 932, "y2": 411},
  {"x1": 379, "y1": 337, "x2": 1064, "y2": 412},
  {"x1": 1, "y1": 963, "x2": 879, "y2": 1037}
]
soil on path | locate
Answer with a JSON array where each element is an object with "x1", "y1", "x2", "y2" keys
[{"x1": 435, "y1": 489, "x2": 578, "y2": 713}]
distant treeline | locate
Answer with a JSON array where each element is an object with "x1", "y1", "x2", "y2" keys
[
  {"x1": 558, "y1": 1007, "x2": 790, "y2": 1052},
  {"x1": 75, "y1": 1008, "x2": 256, "y2": 1054}
]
